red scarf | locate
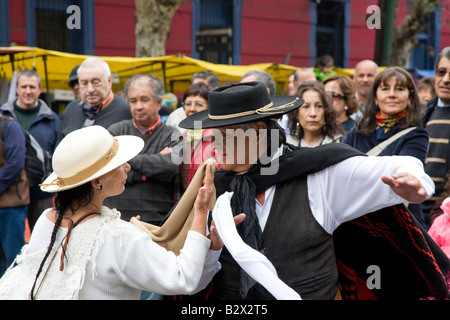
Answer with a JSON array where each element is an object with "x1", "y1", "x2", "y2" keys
[{"x1": 376, "y1": 110, "x2": 407, "y2": 133}]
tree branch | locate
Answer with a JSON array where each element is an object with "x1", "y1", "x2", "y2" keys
[{"x1": 390, "y1": 0, "x2": 439, "y2": 67}]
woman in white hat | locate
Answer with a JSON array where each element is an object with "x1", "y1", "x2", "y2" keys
[{"x1": 0, "y1": 125, "x2": 226, "y2": 300}]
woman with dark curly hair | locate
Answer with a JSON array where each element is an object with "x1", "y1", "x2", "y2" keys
[
  {"x1": 287, "y1": 81, "x2": 344, "y2": 147},
  {"x1": 342, "y1": 66, "x2": 429, "y2": 228}
]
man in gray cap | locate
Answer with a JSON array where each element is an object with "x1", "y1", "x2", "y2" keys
[{"x1": 67, "y1": 65, "x2": 80, "y2": 100}]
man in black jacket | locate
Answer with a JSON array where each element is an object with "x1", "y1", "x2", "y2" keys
[{"x1": 105, "y1": 74, "x2": 181, "y2": 225}]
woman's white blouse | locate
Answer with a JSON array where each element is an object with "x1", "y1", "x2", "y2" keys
[{"x1": 27, "y1": 210, "x2": 221, "y2": 300}]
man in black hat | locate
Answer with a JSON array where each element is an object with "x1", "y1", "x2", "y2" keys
[
  {"x1": 178, "y1": 81, "x2": 449, "y2": 300},
  {"x1": 67, "y1": 65, "x2": 80, "y2": 100}
]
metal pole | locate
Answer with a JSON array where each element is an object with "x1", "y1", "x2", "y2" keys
[
  {"x1": 8, "y1": 53, "x2": 15, "y2": 73},
  {"x1": 382, "y1": 0, "x2": 397, "y2": 66},
  {"x1": 161, "y1": 61, "x2": 167, "y2": 92},
  {"x1": 42, "y1": 55, "x2": 52, "y2": 108}
]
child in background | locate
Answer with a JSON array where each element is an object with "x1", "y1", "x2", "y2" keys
[
  {"x1": 429, "y1": 197, "x2": 450, "y2": 259},
  {"x1": 415, "y1": 77, "x2": 436, "y2": 106},
  {"x1": 314, "y1": 54, "x2": 336, "y2": 81}
]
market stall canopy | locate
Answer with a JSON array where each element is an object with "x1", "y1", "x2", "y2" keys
[
  {"x1": 1, "y1": 46, "x2": 399, "y2": 98},
  {"x1": 0, "y1": 46, "x2": 301, "y2": 95}
]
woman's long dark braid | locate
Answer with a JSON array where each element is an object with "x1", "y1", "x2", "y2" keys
[
  {"x1": 29, "y1": 209, "x2": 64, "y2": 300},
  {"x1": 30, "y1": 182, "x2": 94, "y2": 300}
]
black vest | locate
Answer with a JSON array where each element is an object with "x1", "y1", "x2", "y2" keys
[
  {"x1": 212, "y1": 176, "x2": 338, "y2": 300},
  {"x1": 208, "y1": 143, "x2": 363, "y2": 300}
]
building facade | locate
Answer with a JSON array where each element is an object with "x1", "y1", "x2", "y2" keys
[{"x1": 1, "y1": 0, "x2": 449, "y2": 69}]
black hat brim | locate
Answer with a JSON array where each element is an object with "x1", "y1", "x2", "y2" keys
[
  {"x1": 67, "y1": 75, "x2": 78, "y2": 82},
  {"x1": 179, "y1": 95, "x2": 304, "y2": 129}
]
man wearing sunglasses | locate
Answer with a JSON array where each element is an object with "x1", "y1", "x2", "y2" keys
[{"x1": 422, "y1": 47, "x2": 450, "y2": 225}]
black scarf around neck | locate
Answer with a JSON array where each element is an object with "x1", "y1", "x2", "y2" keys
[
  {"x1": 215, "y1": 142, "x2": 364, "y2": 248},
  {"x1": 214, "y1": 143, "x2": 363, "y2": 297}
]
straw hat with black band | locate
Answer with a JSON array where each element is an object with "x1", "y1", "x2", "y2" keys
[
  {"x1": 178, "y1": 81, "x2": 304, "y2": 130},
  {"x1": 40, "y1": 125, "x2": 144, "y2": 193}
]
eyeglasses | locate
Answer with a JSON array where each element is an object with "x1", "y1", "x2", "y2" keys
[
  {"x1": 435, "y1": 68, "x2": 450, "y2": 78},
  {"x1": 329, "y1": 92, "x2": 345, "y2": 100},
  {"x1": 182, "y1": 101, "x2": 207, "y2": 110}
]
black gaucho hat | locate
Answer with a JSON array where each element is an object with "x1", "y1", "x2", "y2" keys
[
  {"x1": 179, "y1": 81, "x2": 304, "y2": 129},
  {"x1": 66, "y1": 65, "x2": 80, "y2": 83}
]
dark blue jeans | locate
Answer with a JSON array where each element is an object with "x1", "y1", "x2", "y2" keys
[{"x1": 0, "y1": 206, "x2": 27, "y2": 277}]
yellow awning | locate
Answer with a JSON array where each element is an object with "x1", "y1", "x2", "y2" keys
[
  {"x1": 0, "y1": 46, "x2": 300, "y2": 94},
  {"x1": 0, "y1": 46, "x2": 371, "y2": 97}
]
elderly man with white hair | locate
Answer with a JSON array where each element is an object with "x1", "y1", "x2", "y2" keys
[{"x1": 59, "y1": 57, "x2": 132, "y2": 139}]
